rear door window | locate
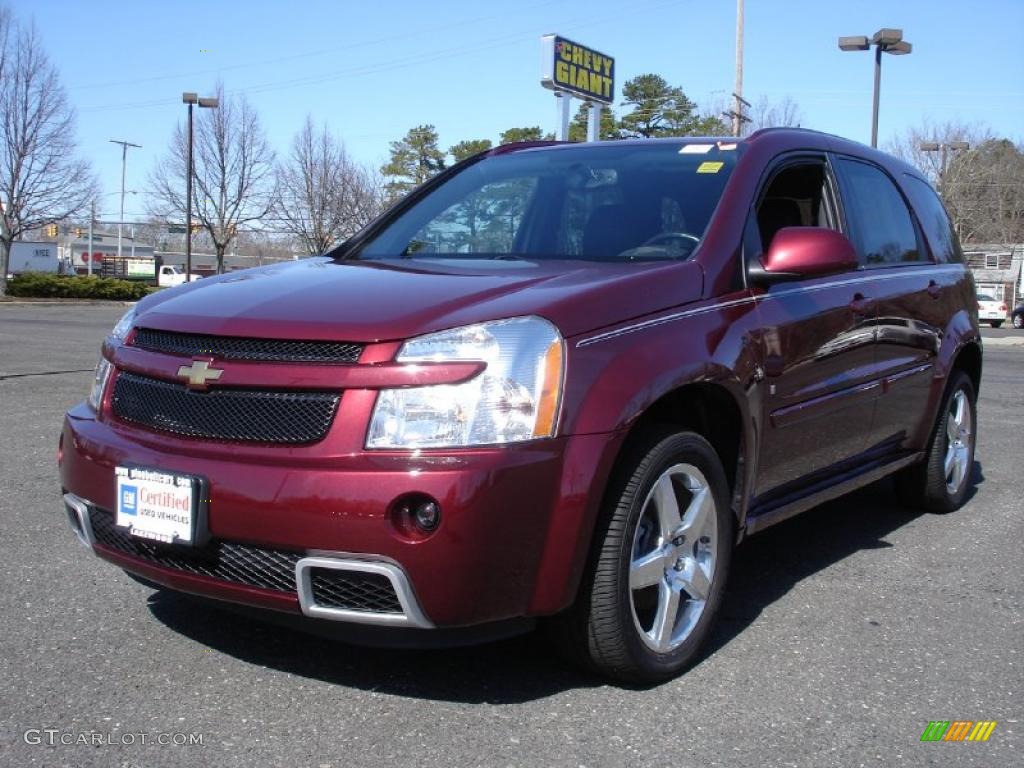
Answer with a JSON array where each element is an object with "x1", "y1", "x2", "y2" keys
[{"x1": 833, "y1": 157, "x2": 922, "y2": 266}]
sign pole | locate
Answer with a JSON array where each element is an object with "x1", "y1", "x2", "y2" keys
[
  {"x1": 541, "y1": 35, "x2": 614, "y2": 142},
  {"x1": 586, "y1": 102, "x2": 600, "y2": 142},
  {"x1": 556, "y1": 92, "x2": 571, "y2": 141}
]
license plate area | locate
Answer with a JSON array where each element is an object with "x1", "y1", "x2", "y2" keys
[{"x1": 115, "y1": 466, "x2": 208, "y2": 546}]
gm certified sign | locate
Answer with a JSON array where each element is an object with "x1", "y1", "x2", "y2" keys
[{"x1": 540, "y1": 34, "x2": 614, "y2": 104}]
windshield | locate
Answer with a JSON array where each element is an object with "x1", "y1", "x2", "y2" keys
[{"x1": 356, "y1": 142, "x2": 739, "y2": 262}]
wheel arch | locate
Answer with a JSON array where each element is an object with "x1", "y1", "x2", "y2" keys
[
  {"x1": 951, "y1": 339, "x2": 982, "y2": 397},
  {"x1": 618, "y1": 381, "x2": 748, "y2": 518},
  {"x1": 528, "y1": 377, "x2": 754, "y2": 617}
]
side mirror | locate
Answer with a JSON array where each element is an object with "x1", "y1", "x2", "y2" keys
[{"x1": 748, "y1": 227, "x2": 859, "y2": 284}]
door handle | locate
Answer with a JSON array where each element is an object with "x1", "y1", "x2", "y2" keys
[
  {"x1": 927, "y1": 280, "x2": 941, "y2": 299},
  {"x1": 849, "y1": 293, "x2": 872, "y2": 315}
]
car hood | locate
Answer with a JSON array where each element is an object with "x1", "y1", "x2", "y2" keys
[{"x1": 134, "y1": 257, "x2": 704, "y2": 343}]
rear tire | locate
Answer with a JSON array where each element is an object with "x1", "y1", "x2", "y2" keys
[
  {"x1": 896, "y1": 370, "x2": 977, "y2": 513},
  {"x1": 990, "y1": 320, "x2": 1003, "y2": 328},
  {"x1": 1012, "y1": 314, "x2": 1023, "y2": 330},
  {"x1": 551, "y1": 428, "x2": 733, "y2": 683}
]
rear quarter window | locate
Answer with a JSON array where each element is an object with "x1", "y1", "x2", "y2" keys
[{"x1": 902, "y1": 174, "x2": 964, "y2": 264}]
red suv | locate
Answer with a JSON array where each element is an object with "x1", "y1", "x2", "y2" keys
[{"x1": 59, "y1": 129, "x2": 982, "y2": 682}]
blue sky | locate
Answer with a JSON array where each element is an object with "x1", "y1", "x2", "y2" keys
[{"x1": 13, "y1": 0, "x2": 1024, "y2": 223}]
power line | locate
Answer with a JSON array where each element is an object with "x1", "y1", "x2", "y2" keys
[
  {"x1": 68, "y1": 1, "x2": 559, "y2": 92},
  {"x1": 79, "y1": 0, "x2": 678, "y2": 113}
]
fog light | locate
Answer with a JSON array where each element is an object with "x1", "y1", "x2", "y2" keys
[
  {"x1": 389, "y1": 493, "x2": 443, "y2": 539},
  {"x1": 413, "y1": 501, "x2": 441, "y2": 532}
]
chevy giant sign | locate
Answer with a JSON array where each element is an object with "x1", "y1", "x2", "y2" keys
[{"x1": 540, "y1": 35, "x2": 614, "y2": 104}]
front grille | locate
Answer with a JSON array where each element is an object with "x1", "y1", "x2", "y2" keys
[
  {"x1": 111, "y1": 372, "x2": 339, "y2": 444},
  {"x1": 132, "y1": 328, "x2": 363, "y2": 364},
  {"x1": 310, "y1": 568, "x2": 402, "y2": 613},
  {"x1": 90, "y1": 506, "x2": 300, "y2": 593}
]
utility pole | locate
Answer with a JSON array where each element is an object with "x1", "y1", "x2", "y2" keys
[
  {"x1": 110, "y1": 139, "x2": 141, "y2": 260},
  {"x1": 733, "y1": 0, "x2": 744, "y2": 137}
]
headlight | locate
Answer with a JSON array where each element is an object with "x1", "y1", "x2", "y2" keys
[
  {"x1": 367, "y1": 316, "x2": 564, "y2": 449},
  {"x1": 110, "y1": 307, "x2": 136, "y2": 341},
  {"x1": 88, "y1": 358, "x2": 113, "y2": 411}
]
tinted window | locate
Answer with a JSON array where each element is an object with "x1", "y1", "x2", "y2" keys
[
  {"x1": 409, "y1": 178, "x2": 539, "y2": 255},
  {"x1": 358, "y1": 143, "x2": 738, "y2": 262},
  {"x1": 834, "y1": 157, "x2": 921, "y2": 266},
  {"x1": 903, "y1": 174, "x2": 963, "y2": 263}
]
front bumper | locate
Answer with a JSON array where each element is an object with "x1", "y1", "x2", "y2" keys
[
  {"x1": 64, "y1": 491, "x2": 432, "y2": 628},
  {"x1": 59, "y1": 404, "x2": 619, "y2": 630}
]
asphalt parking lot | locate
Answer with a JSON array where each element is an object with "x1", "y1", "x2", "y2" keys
[{"x1": 0, "y1": 302, "x2": 1020, "y2": 768}]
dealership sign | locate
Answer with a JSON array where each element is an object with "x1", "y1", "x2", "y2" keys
[{"x1": 540, "y1": 35, "x2": 614, "y2": 104}]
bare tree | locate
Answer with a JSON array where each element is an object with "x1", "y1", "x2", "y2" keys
[
  {"x1": 148, "y1": 82, "x2": 275, "y2": 273},
  {"x1": 274, "y1": 116, "x2": 383, "y2": 255},
  {"x1": 0, "y1": 9, "x2": 96, "y2": 294},
  {"x1": 233, "y1": 229, "x2": 296, "y2": 265},
  {"x1": 701, "y1": 93, "x2": 804, "y2": 137},
  {"x1": 742, "y1": 95, "x2": 803, "y2": 135},
  {"x1": 886, "y1": 118, "x2": 991, "y2": 184},
  {"x1": 887, "y1": 119, "x2": 1024, "y2": 243}
]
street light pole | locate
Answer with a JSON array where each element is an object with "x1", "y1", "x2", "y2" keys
[
  {"x1": 182, "y1": 92, "x2": 218, "y2": 279},
  {"x1": 838, "y1": 29, "x2": 913, "y2": 148},
  {"x1": 184, "y1": 94, "x2": 194, "y2": 281},
  {"x1": 920, "y1": 141, "x2": 970, "y2": 194},
  {"x1": 871, "y1": 44, "x2": 882, "y2": 148},
  {"x1": 87, "y1": 200, "x2": 94, "y2": 276},
  {"x1": 110, "y1": 140, "x2": 141, "y2": 260}
]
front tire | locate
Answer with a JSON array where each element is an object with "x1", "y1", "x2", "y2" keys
[
  {"x1": 555, "y1": 429, "x2": 733, "y2": 683},
  {"x1": 1012, "y1": 314, "x2": 1023, "y2": 330},
  {"x1": 896, "y1": 370, "x2": 977, "y2": 513}
]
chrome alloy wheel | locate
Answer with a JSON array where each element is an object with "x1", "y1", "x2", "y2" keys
[
  {"x1": 944, "y1": 389, "x2": 973, "y2": 495},
  {"x1": 629, "y1": 463, "x2": 718, "y2": 653}
]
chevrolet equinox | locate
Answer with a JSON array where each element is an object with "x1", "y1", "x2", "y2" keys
[{"x1": 60, "y1": 129, "x2": 982, "y2": 682}]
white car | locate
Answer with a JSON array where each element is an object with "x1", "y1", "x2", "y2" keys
[
  {"x1": 977, "y1": 294, "x2": 1008, "y2": 328},
  {"x1": 157, "y1": 265, "x2": 201, "y2": 288}
]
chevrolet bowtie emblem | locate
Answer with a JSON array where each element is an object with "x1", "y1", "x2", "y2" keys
[{"x1": 177, "y1": 360, "x2": 223, "y2": 390}]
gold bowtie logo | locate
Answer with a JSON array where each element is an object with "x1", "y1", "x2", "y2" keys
[{"x1": 177, "y1": 360, "x2": 223, "y2": 390}]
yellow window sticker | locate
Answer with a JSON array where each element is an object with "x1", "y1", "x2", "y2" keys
[{"x1": 697, "y1": 161, "x2": 724, "y2": 174}]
